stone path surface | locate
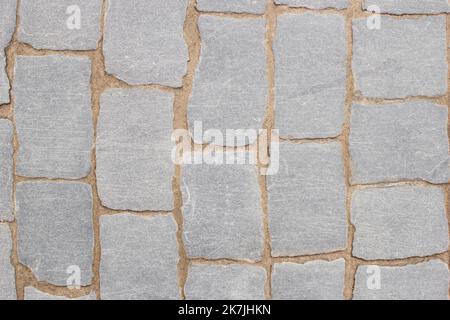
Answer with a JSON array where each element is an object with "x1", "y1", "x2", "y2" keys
[{"x1": 0, "y1": 0, "x2": 449, "y2": 300}]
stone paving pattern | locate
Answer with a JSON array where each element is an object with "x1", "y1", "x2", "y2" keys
[{"x1": 0, "y1": 0, "x2": 449, "y2": 300}]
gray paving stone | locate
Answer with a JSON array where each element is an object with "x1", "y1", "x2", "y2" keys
[
  {"x1": 275, "y1": 13, "x2": 346, "y2": 139},
  {"x1": 188, "y1": 16, "x2": 267, "y2": 147},
  {"x1": 0, "y1": 120, "x2": 13, "y2": 221},
  {"x1": 19, "y1": 0, "x2": 102, "y2": 50},
  {"x1": 354, "y1": 261, "x2": 449, "y2": 300},
  {"x1": 197, "y1": 0, "x2": 266, "y2": 13},
  {"x1": 0, "y1": 224, "x2": 16, "y2": 300},
  {"x1": 16, "y1": 182, "x2": 94, "y2": 286},
  {"x1": 100, "y1": 214, "x2": 179, "y2": 300},
  {"x1": 103, "y1": 0, "x2": 188, "y2": 87},
  {"x1": 349, "y1": 102, "x2": 449, "y2": 184},
  {"x1": 185, "y1": 265, "x2": 266, "y2": 300},
  {"x1": 272, "y1": 259, "x2": 346, "y2": 300},
  {"x1": 351, "y1": 186, "x2": 448, "y2": 260},
  {"x1": 96, "y1": 89, "x2": 174, "y2": 211},
  {"x1": 363, "y1": 0, "x2": 450, "y2": 14},
  {"x1": 0, "y1": 0, "x2": 17, "y2": 105},
  {"x1": 352, "y1": 16, "x2": 447, "y2": 99},
  {"x1": 182, "y1": 156, "x2": 263, "y2": 260},
  {"x1": 268, "y1": 142, "x2": 347, "y2": 256},
  {"x1": 275, "y1": 0, "x2": 349, "y2": 9},
  {"x1": 24, "y1": 287, "x2": 96, "y2": 300},
  {"x1": 14, "y1": 55, "x2": 93, "y2": 179}
]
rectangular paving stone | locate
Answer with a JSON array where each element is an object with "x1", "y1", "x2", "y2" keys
[
  {"x1": 19, "y1": 0, "x2": 102, "y2": 50},
  {"x1": 185, "y1": 265, "x2": 266, "y2": 300},
  {"x1": 275, "y1": 13, "x2": 346, "y2": 139},
  {"x1": 272, "y1": 259, "x2": 345, "y2": 300},
  {"x1": 96, "y1": 89, "x2": 174, "y2": 211},
  {"x1": 351, "y1": 186, "x2": 448, "y2": 260},
  {"x1": 0, "y1": 120, "x2": 13, "y2": 221},
  {"x1": 182, "y1": 154, "x2": 263, "y2": 260},
  {"x1": 14, "y1": 55, "x2": 93, "y2": 179},
  {"x1": 352, "y1": 16, "x2": 447, "y2": 99},
  {"x1": 197, "y1": 0, "x2": 266, "y2": 13},
  {"x1": 188, "y1": 16, "x2": 267, "y2": 147},
  {"x1": 268, "y1": 142, "x2": 347, "y2": 256},
  {"x1": 24, "y1": 287, "x2": 96, "y2": 300},
  {"x1": 349, "y1": 102, "x2": 449, "y2": 184},
  {"x1": 0, "y1": 224, "x2": 16, "y2": 300},
  {"x1": 363, "y1": 0, "x2": 450, "y2": 14},
  {"x1": 0, "y1": 0, "x2": 17, "y2": 105},
  {"x1": 103, "y1": 0, "x2": 188, "y2": 87},
  {"x1": 275, "y1": 0, "x2": 349, "y2": 9},
  {"x1": 16, "y1": 182, "x2": 94, "y2": 286},
  {"x1": 354, "y1": 261, "x2": 449, "y2": 300},
  {"x1": 100, "y1": 214, "x2": 179, "y2": 300}
]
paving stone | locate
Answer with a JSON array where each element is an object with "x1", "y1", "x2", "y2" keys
[
  {"x1": 19, "y1": 0, "x2": 102, "y2": 50},
  {"x1": 349, "y1": 102, "x2": 449, "y2": 184},
  {"x1": 351, "y1": 186, "x2": 448, "y2": 260},
  {"x1": 182, "y1": 156, "x2": 263, "y2": 260},
  {"x1": 275, "y1": 13, "x2": 346, "y2": 139},
  {"x1": 16, "y1": 182, "x2": 94, "y2": 286},
  {"x1": 100, "y1": 214, "x2": 179, "y2": 300},
  {"x1": 275, "y1": 0, "x2": 349, "y2": 9},
  {"x1": 354, "y1": 261, "x2": 449, "y2": 300},
  {"x1": 14, "y1": 55, "x2": 93, "y2": 179},
  {"x1": 352, "y1": 16, "x2": 447, "y2": 99},
  {"x1": 0, "y1": 224, "x2": 16, "y2": 300},
  {"x1": 197, "y1": 0, "x2": 266, "y2": 13},
  {"x1": 272, "y1": 259, "x2": 345, "y2": 300},
  {"x1": 185, "y1": 265, "x2": 266, "y2": 300},
  {"x1": 24, "y1": 287, "x2": 96, "y2": 300},
  {"x1": 0, "y1": 120, "x2": 13, "y2": 221},
  {"x1": 268, "y1": 142, "x2": 347, "y2": 256},
  {"x1": 363, "y1": 0, "x2": 450, "y2": 14},
  {"x1": 188, "y1": 16, "x2": 267, "y2": 147},
  {"x1": 96, "y1": 89, "x2": 174, "y2": 211},
  {"x1": 103, "y1": 0, "x2": 188, "y2": 87},
  {"x1": 0, "y1": 0, "x2": 17, "y2": 105}
]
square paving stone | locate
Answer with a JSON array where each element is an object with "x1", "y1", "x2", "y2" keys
[
  {"x1": 0, "y1": 120, "x2": 13, "y2": 221},
  {"x1": 363, "y1": 0, "x2": 450, "y2": 14},
  {"x1": 275, "y1": 0, "x2": 349, "y2": 9},
  {"x1": 0, "y1": 224, "x2": 16, "y2": 300},
  {"x1": 197, "y1": 0, "x2": 267, "y2": 13},
  {"x1": 0, "y1": 0, "x2": 17, "y2": 105}
]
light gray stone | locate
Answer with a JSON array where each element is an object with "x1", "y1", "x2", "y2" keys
[
  {"x1": 182, "y1": 155, "x2": 264, "y2": 260},
  {"x1": 0, "y1": 224, "x2": 16, "y2": 300},
  {"x1": 268, "y1": 142, "x2": 347, "y2": 256},
  {"x1": 14, "y1": 55, "x2": 93, "y2": 179},
  {"x1": 24, "y1": 287, "x2": 96, "y2": 300},
  {"x1": 353, "y1": 16, "x2": 447, "y2": 99},
  {"x1": 103, "y1": 0, "x2": 188, "y2": 87},
  {"x1": 351, "y1": 186, "x2": 448, "y2": 260},
  {"x1": 188, "y1": 16, "x2": 267, "y2": 147},
  {"x1": 97, "y1": 89, "x2": 174, "y2": 211},
  {"x1": 185, "y1": 265, "x2": 266, "y2": 300},
  {"x1": 197, "y1": 0, "x2": 266, "y2": 13},
  {"x1": 275, "y1": 0, "x2": 349, "y2": 9},
  {"x1": 349, "y1": 102, "x2": 449, "y2": 184},
  {"x1": 16, "y1": 182, "x2": 94, "y2": 286},
  {"x1": 354, "y1": 261, "x2": 449, "y2": 300},
  {"x1": 100, "y1": 214, "x2": 179, "y2": 300},
  {"x1": 19, "y1": 0, "x2": 102, "y2": 50},
  {"x1": 363, "y1": 0, "x2": 450, "y2": 14},
  {"x1": 275, "y1": 13, "x2": 346, "y2": 139},
  {"x1": 0, "y1": 0, "x2": 17, "y2": 105},
  {"x1": 0, "y1": 120, "x2": 13, "y2": 221},
  {"x1": 272, "y1": 259, "x2": 346, "y2": 300}
]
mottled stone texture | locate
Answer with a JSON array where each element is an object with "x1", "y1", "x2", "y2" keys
[
  {"x1": 100, "y1": 214, "x2": 179, "y2": 300},
  {"x1": 24, "y1": 287, "x2": 96, "y2": 301},
  {"x1": 352, "y1": 186, "x2": 448, "y2": 260},
  {"x1": 0, "y1": 0, "x2": 17, "y2": 105},
  {"x1": 14, "y1": 55, "x2": 93, "y2": 179},
  {"x1": 16, "y1": 182, "x2": 94, "y2": 286},
  {"x1": 275, "y1": 0, "x2": 349, "y2": 9},
  {"x1": 353, "y1": 16, "x2": 447, "y2": 99},
  {"x1": 197, "y1": 0, "x2": 267, "y2": 13},
  {"x1": 350, "y1": 102, "x2": 449, "y2": 184},
  {"x1": 0, "y1": 224, "x2": 16, "y2": 300},
  {"x1": 275, "y1": 13, "x2": 346, "y2": 139},
  {"x1": 103, "y1": 0, "x2": 188, "y2": 87},
  {"x1": 268, "y1": 142, "x2": 347, "y2": 256},
  {"x1": 354, "y1": 261, "x2": 449, "y2": 300},
  {"x1": 188, "y1": 16, "x2": 267, "y2": 147},
  {"x1": 185, "y1": 265, "x2": 266, "y2": 300},
  {"x1": 96, "y1": 89, "x2": 174, "y2": 211},
  {"x1": 0, "y1": 120, "x2": 13, "y2": 221},
  {"x1": 272, "y1": 260, "x2": 346, "y2": 300},
  {"x1": 19, "y1": 0, "x2": 102, "y2": 50},
  {"x1": 363, "y1": 0, "x2": 450, "y2": 14}
]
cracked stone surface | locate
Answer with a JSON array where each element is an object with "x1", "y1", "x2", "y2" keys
[
  {"x1": 24, "y1": 287, "x2": 96, "y2": 301},
  {"x1": 14, "y1": 55, "x2": 93, "y2": 179},
  {"x1": 363, "y1": 0, "x2": 450, "y2": 14},
  {"x1": 0, "y1": 120, "x2": 13, "y2": 221},
  {"x1": 354, "y1": 261, "x2": 449, "y2": 300},
  {"x1": 185, "y1": 265, "x2": 266, "y2": 300},
  {"x1": 275, "y1": 0, "x2": 349, "y2": 9},
  {"x1": 350, "y1": 102, "x2": 449, "y2": 184},
  {"x1": 275, "y1": 13, "x2": 346, "y2": 139},
  {"x1": 0, "y1": 224, "x2": 16, "y2": 300},
  {"x1": 16, "y1": 182, "x2": 94, "y2": 286},
  {"x1": 196, "y1": 0, "x2": 267, "y2": 13},
  {"x1": 19, "y1": 0, "x2": 102, "y2": 50},
  {"x1": 100, "y1": 214, "x2": 179, "y2": 300},
  {"x1": 103, "y1": 0, "x2": 189, "y2": 87},
  {"x1": 0, "y1": 0, "x2": 17, "y2": 105}
]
